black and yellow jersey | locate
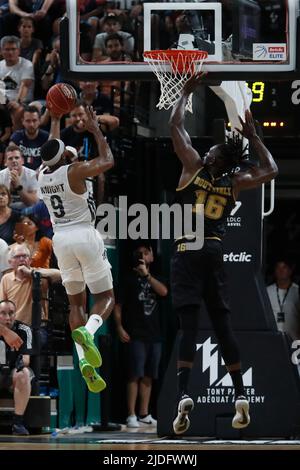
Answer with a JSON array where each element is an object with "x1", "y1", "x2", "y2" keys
[{"x1": 175, "y1": 167, "x2": 235, "y2": 240}]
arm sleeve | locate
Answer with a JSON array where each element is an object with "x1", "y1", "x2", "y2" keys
[{"x1": 17, "y1": 324, "x2": 34, "y2": 355}]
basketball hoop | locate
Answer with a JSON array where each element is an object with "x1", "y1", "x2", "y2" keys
[{"x1": 144, "y1": 50, "x2": 208, "y2": 113}]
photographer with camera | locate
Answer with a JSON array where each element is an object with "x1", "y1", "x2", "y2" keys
[
  {"x1": 114, "y1": 242, "x2": 168, "y2": 428},
  {"x1": 0, "y1": 299, "x2": 34, "y2": 435}
]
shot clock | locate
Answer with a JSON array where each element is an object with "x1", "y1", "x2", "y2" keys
[{"x1": 247, "y1": 81, "x2": 300, "y2": 135}]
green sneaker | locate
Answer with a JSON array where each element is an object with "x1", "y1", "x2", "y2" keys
[
  {"x1": 79, "y1": 359, "x2": 106, "y2": 393},
  {"x1": 72, "y1": 326, "x2": 102, "y2": 368}
]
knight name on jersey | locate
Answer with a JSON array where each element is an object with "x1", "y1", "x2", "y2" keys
[{"x1": 40, "y1": 184, "x2": 65, "y2": 194}]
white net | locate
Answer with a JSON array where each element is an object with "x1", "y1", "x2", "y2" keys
[{"x1": 144, "y1": 50, "x2": 207, "y2": 113}]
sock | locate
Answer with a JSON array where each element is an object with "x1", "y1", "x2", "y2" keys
[
  {"x1": 139, "y1": 414, "x2": 148, "y2": 419},
  {"x1": 75, "y1": 342, "x2": 84, "y2": 361},
  {"x1": 13, "y1": 413, "x2": 23, "y2": 425},
  {"x1": 177, "y1": 367, "x2": 191, "y2": 398},
  {"x1": 85, "y1": 314, "x2": 103, "y2": 335},
  {"x1": 229, "y1": 369, "x2": 245, "y2": 398}
]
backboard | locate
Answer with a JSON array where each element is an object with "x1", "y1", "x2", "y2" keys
[{"x1": 60, "y1": 0, "x2": 299, "y2": 81}]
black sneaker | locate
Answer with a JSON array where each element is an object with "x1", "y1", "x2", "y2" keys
[
  {"x1": 12, "y1": 423, "x2": 30, "y2": 435},
  {"x1": 173, "y1": 395, "x2": 194, "y2": 435}
]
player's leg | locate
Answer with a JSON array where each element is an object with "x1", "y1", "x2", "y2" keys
[
  {"x1": 67, "y1": 285, "x2": 102, "y2": 367},
  {"x1": 71, "y1": 247, "x2": 114, "y2": 393},
  {"x1": 209, "y1": 310, "x2": 250, "y2": 428},
  {"x1": 75, "y1": 227, "x2": 115, "y2": 328},
  {"x1": 71, "y1": 287, "x2": 114, "y2": 366},
  {"x1": 64, "y1": 228, "x2": 114, "y2": 367},
  {"x1": 204, "y1": 240, "x2": 250, "y2": 428},
  {"x1": 170, "y1": 247, "x2": 203, "y2": 434},
  {"x1": 72, "y1": 229, "x2": 115, "y2": 360},
  {"x1": 66, "y1": 284, "x2": 105, "y2": 393},
  {"x1": 172, "y1": 306, "x2": 198, "y2": 434},
  {"x1": 52, "y1": 229, "x2": 105, "y2": 391}
]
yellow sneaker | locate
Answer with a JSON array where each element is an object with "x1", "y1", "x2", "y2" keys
[
  {"x1": 79, "y1": 359, "x2": 106, "y2": 393},
  {"x1": 72, "y1": 326, "x2": 102, "y2": 368}
]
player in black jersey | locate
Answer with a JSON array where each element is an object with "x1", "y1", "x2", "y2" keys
[{"x1": 170, "y1": 73, "x2": 278, "y2": 435}]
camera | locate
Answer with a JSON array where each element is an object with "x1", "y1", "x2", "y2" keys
[{"x1": 133, "y1": 251, "x2": 143, "y2": 268}]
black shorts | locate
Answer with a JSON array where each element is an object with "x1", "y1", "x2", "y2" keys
[
  {"x1": 127, "y1": 340, "x2": 162, "y2": 380},
  {"x1": 170, "y1": 239, "x2": 230, "y2": 312},
  {"x1": 0, "y1": 367, "x2": 35, "y2": 394}
]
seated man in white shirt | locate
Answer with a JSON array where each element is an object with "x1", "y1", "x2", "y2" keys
[
  {"x1": 0, "y1": 36, "x2": 34, "y2": 129},
  {"x1": 0, "y1": 144, "x2": 38, "y2": 209}
]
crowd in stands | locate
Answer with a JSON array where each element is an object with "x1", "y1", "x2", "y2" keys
[
  {"x1": 0, "y1": 2, "x2": 130, "y2": 363},
  {"x1": 0, "y1": 1, "x2": 170, "y2": 435},
  {"x1": 0, "y1": 3, "x2": 135, "y2": 266},
  {"x1": 0, "y1": 0, "x2": 299, "y2": 436}
]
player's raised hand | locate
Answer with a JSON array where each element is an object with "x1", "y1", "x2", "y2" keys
[
  {"x1": 183, "y1": 71, "x2": 207, "y2": 95},
  {"x1": 236, "y1": 109, "x2": 257, "y2": 139},
  {"x1": 84, "y1": 106, "x2": 101, "y2": 135},
  {"x1": 48, "y1": 109, "x2": 64, "y2": 120}
]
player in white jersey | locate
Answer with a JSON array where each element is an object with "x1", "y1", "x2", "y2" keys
[{"x1": 38, "y1": 107, "x2": 114, "y2": 393}]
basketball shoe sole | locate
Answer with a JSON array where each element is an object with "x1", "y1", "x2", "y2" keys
[
  {"x1": 232, "y1": 396, "x2": 250, "y2": 429},
  {"x1": 79, "y1": 359, "x2": 106, "y2": 393},
  {"x1": 173, "y1": 395, "x2": 194, "y2": 435}
]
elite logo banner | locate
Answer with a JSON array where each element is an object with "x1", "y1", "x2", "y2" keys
[{"x1": 253, "y1": 44, "x2": 287, "y2": 61}]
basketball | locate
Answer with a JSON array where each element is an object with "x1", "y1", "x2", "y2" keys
[{"x1": 46, "y1": 83, "x2": 77, "y2": 116}]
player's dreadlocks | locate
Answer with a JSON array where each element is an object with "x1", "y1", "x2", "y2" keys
[{"x1": 218, "y1": 134, "x2": 250, "y2": 174}]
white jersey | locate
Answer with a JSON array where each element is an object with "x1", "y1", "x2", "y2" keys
[{"x1": 38, "y1": 164, "x2": 96, "y2": 231}]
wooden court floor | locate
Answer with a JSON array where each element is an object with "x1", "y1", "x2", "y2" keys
[{"x1": 0, "y1": 426, "x2": 300, "y2": 451}]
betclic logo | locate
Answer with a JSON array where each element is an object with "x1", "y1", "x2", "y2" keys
[{"x1": 223, "y1": 252, "x2": 252, "y2": 263}]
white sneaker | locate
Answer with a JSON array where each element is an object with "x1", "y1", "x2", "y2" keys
[
  {"x1": 126, "y1": 415, "x2": 140, "y2": 428},
  {"x1": 173, "y1": 395, "x2": 194, "y2": 435},
  {"x1": 139, "y1": 414, "x2": 157, "y2": 425},
  {"x1": 232, "y1": 396, "x2": 250, "y2": 429}
]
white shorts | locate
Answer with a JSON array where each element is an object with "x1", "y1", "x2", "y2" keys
[{"x1": 53, "y1": 225, "x2": 112, "y2": 292}]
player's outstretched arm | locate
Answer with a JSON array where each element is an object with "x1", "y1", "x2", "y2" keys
[
  {"x1": 233, "y1": 110, "x2": 278, "y2": 196},
  {"x1": 48, "y1": 110, "x2": 62, "y2": 140},
  {"x1": 169, "y1": 73, "x2": 205, "y2": 172}
]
